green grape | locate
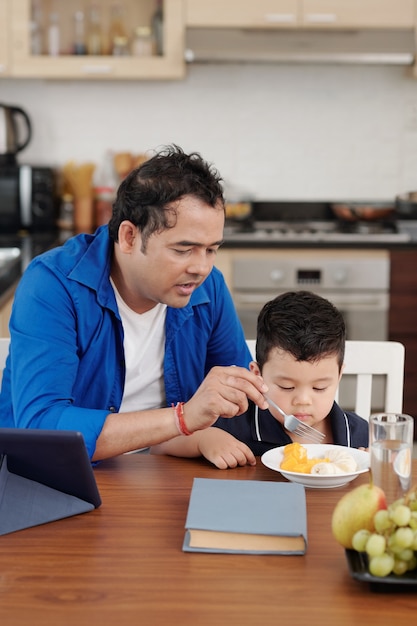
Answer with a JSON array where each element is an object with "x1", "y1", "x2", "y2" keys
[
  {"x1": 352, "y1": 529, "x2": 371, "y2": 552},
  {"x1": 393, "y1": 527, "x2": 414, "y2": 549},
  {"x1": 373, "y1": 509, "x2": 392, "y2": 533},
  {"x1": 397, "y1": 548, "x2": 414, "y2": 562},
  {"x1": 408, "y1": 499, "x2": 417, "y2": 512},
  {"x1": 365, "y1": 533, "x2": 386, "y2": 558},
  {"x1": 391, "y1": 504, "x2": 412, "y2": 527},
  {"x1": 406, "y1": 555, "x2": 417, "y2": 571},
  {"x1": 392, "y1": 559, "x2": 408, "y2": 576},
  {"x1": 390, "y1": 497, "x2": 405, "y2": 510},
  {"x1": 351, "y1": 498, "x2": 417, "y2": 579},
  {"x1": 387, "y1": 534, "x2": 404, "y2": 555},
  {"x1": 369, "y1": 553, "x2": 394, "y2": 577}
]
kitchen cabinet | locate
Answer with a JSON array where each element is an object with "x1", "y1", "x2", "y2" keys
[
  {"x1": 186, "y1": 1, "x2": 300, "y2": 28},
  {"x1": 301, "y1": 0, "x2": 415, "y2": 28},
  {"x1": 389, "y1": 249, "x2": 417, "y2": 432},
  {"x1": 185, "y1": 0, "x2": 415, "y2": 29},
  {"x1": 7, "y1": 0, "x2": 185, "y2": 80},
  {"x1": 0, "y1": 0, "x2": 10, "y2": 75}
]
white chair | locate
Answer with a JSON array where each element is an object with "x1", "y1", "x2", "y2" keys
[
  {"x1": 337, "y1": 340, "x2": 404, "y2": 419},
  {"x1": 0, "y1": 336, "x2": 10, "y2": 386},
  {"x1": 246, "y1": 338, "x2": 405, "y2": 420},
  {"x1": 246, "y1": 339, "x2": 256, "y2": 359}
]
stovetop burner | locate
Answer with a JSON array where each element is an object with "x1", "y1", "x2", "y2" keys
[{"x1": 223, "y1": 219, "x2": 411, "y2": 244}]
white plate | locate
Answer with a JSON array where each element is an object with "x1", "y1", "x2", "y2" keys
[{"x1": 261, "y1": 444, "x2": 370, "y2": 489}]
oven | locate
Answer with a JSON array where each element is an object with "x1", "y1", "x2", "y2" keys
[
  {"x1": 232, "y1": 250, "x2": 390, "y2": 340},
  {"x1": 231, "y1": 249, "x2": 390, "y2": 412}
]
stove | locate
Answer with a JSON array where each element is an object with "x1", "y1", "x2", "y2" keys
[
  {"x1": 224, "y1": 219, "x2": 411, "y2": 244},
  {"x1": 223, "y1": 201, "x2": 414, "y2": 244}
]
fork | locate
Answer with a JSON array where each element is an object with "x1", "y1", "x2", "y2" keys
[{"x1": 264, "y1": 395, "x2": 325, "y2": 443}]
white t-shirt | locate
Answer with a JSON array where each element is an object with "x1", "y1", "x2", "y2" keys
[{"x1": 111, "y1": 278, "x2": 167, "y2": 413}]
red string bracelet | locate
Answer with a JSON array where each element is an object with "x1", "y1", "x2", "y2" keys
[{"x1": 172, "y1": 402, "x2": 192, "y2": 436}]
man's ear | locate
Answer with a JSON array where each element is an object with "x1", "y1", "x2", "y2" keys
[{"x1": 118, "y1": 221, "x2": 139, "y2": 253}]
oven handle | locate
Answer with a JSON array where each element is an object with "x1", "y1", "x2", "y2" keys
[{"x1": 233, "y1": 292, "x2": 389, "y2": 311}]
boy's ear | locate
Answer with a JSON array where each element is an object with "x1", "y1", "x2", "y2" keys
[{"x1": 249, "y1": 360, "x2": 261, "y2": 375}]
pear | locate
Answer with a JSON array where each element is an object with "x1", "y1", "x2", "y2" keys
[{"x1": 331, "y1": 479, "x2": 387, "y2": 549}]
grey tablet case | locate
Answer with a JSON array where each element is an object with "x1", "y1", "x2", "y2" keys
[{"x1": 0, "y1": 428, "x2": 102, "y2": 535}]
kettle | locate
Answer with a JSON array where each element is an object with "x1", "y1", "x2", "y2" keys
[{"x1": 0, "y1": 103, "x2": 32, "y2": 165}]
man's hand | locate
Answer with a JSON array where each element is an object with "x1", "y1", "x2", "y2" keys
[{"x1": 183, "y1": 365, "x2": 269, "y2": 433}]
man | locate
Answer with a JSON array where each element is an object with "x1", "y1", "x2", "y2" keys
[{"x1": 0, "y1": 145, "x2": 268, "y2": 461}]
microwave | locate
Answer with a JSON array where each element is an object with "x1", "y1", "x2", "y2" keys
[{"x1": 0, "y1": 164, "x2": 57, "y2": 232}]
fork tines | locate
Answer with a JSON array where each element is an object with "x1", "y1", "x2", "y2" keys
[{"x1": 293, "y1": 423, "x2": 325, "y2": 443}]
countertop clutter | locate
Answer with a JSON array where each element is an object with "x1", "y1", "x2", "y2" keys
[
  {"x1": 59, "y1": 150, "x2": 148, "y2": 236},
  {"x1": 0, "y1": 231, "x2": 59, "y2": 309}
]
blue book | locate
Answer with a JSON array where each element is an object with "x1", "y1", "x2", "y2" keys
[{"x1": 183, "y1": 478, "x2": 307, "y2": 555}]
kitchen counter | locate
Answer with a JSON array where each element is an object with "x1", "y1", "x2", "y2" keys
[
  {"x1": 2, "y1": 221, "x2": 417, "y2": 304},
  {"x1": 0, "y1": 231, "x2": 60, "y2": 308}
]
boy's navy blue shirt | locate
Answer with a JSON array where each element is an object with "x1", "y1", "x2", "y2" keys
[{"x1": 214, "y1": 401, "x2": 369, "y2": 456}]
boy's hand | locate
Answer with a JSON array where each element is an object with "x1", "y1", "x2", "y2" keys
[{"x1": 197, "y1": 427, "x2": 256, "y2": 469}]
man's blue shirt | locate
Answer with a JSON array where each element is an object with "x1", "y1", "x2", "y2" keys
[{"x1": 0, "y1": 226, "x2": 251, "y2": 458}]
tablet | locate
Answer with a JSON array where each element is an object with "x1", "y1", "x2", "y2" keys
[{"x1": 0, "y1": 428, "x2": 101, "y2": 534}]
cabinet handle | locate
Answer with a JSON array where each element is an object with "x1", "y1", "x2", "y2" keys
[
  {"x1": 264, "y1": 13, "x2": 297, "y2": 24},
  {"x1": 81, "y1": 64, "x2": 113, "y2": 74},
  {"x1": 304, "y1": 13, "x2": 337, "y2": 24}
]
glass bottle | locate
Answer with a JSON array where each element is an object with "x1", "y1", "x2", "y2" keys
[
  {"x1": 57, "y1": 193, "x2": 74, "y2": 232},
  {"x1": 151, "y1": 0, "x2": 163, "y2": 56},
  {"x1": 73, "y1": 10, "x2": 87, "y2": 55},
  {"x1": 131, "y1": 26, "x2": 154, "y2": 57},
  {"x1": 47, "y1": 11, "x2": 60, "y2": 56},
  {"x1": 30, "y1": 0, "x2": 43, "y2": 55},
  {"x1": 112, "y1": 36, "x2": 129, "y2": 56},
  {"x1": 87, "y1": 4, "x2": 103, "y2": 56},
  {"x1": 93, "y1": 151, "x2": 118, "y2": 227},
  {"x1": 109, "y1": 4, "x2": 128, "y2": 56}
]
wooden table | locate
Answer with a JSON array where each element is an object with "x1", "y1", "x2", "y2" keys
[{"x1": 0, "y1": 454, "x2": 416, "y2": 626}]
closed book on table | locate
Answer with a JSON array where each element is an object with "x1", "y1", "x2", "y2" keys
[{"x1": 183, "y1": 478, "x2": 307, "y2": 555}]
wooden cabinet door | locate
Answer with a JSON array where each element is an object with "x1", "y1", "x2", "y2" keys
[
  {"x1": 389, "y1": 249, "x2": 417, "y2": 428},
  {"x1": 185, "y1": 0, "x2": 300, "y2": 28},
  {"x1": 10, "y1": 0, "x2": 185, "y2": 80},
  {"x1": 186, "y1": 0, "x2": 415, "y2": 29},
  {"x1": 0, "y1": 0, "x2": 10, "y2": 76},
  {"x1": 302, "y1": 0, "x2": 415, "y2": 29}
]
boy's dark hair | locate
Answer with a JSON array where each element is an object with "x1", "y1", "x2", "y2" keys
[
  {"x1": 108, "y1": 144, "x2": 225, "y2": 250},
  {"x1": 255, "y1": 290, "x2": 346, "y2": 370}
]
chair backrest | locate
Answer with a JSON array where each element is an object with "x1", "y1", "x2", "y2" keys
[
  {"x1": 246, "y1": 338, "x2": 405, "y2": 420},
  {"x1": 337, "y1": 340, "x2": 404, "y2": 419},
  {"x1": 246, "y1": 339, "x2": 256, "y2": 359},
  {"x1": 0, "y1": 337, "x2": 10, "y2": 386}
]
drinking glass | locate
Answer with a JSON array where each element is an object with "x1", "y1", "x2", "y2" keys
[{"x1": 370, "y1": 413, "x2": 414, "y2": 503}]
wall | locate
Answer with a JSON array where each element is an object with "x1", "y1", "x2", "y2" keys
[{"x1": 2, "y1": 62, "x2": 417, "y2": 200}]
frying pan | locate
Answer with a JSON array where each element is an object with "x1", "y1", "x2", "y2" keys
[{"x1": 331, "y1": 202, "x2": 395, "y2": 222}]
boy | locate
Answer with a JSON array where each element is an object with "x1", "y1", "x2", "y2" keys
[{"x1": 151, "y1": 290, "x2": 369, "y2": 468}]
